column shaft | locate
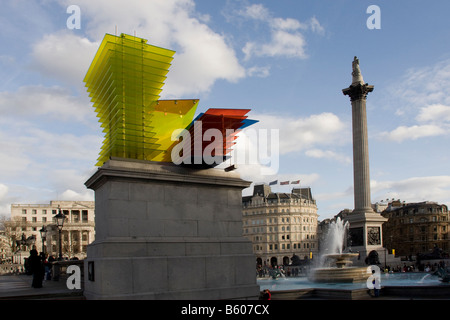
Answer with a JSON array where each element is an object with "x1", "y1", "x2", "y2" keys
[{"x1": 352, "y1": 98, "x2": 373, "y2": 212}]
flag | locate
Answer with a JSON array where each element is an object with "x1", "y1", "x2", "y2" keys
[
  {"x1": 280, "y1": 181, "x2": 289, "y2": 185},
  {"x1": 291, "y1": 180, "x2": 300, "y2": 184},
  {"x1": 269, "y1": 180, "x2": 278, "y2": 185}
]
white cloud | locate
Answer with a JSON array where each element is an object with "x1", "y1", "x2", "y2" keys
[
  {"x1": 380, "y1": 103, "x2": 450, "y2": 142},
  {"x1": 0, "y1": 112, "x2": 101, "y2": 199},
  {"x1": 309, "y1": 16, "x2": 325, "y2": 35},
  {"x1": 0, "y1": 85, "x2": 93, "y2": 124},
  {"x1": 380, "y1": 124, "x2": 447, "y2": 142},
  {"x1": 30, "y1": 31, "x2": 99, "y2": 88},
  {"x1": 50, "y1": 0, "x2": 245, "y2": 97},
  {"x1": 243, "y1": 30, "x2": 307, "y2": 60},
  {"x1": 246, "y1": 65, "x2": 270, "y2": 78},
  {"x1": 271, "y1": 17, "x2": 305, "y2": 31},
  {"x1": 164, "y1": 20, "x2": 246, "y2": 97},
  {"x1": 239, "y1": 4, "x2": 324, "y2": 60},
  {"x1": 305, "y1": 149, "x2": 351, "y2": 164},
  {"x1": 30, "y1": 1, "x2": 324, "y2": 95},
  {"x1": 238, "y1": 3, "x2": 270, "y2": 21},
  {"x1": 225, "y1": 112, "x2": 348, "y2": 182},
  {"x1": 371, "y1": 176, "x2": 450, "y2": 205},
  {"x1": 416, "y1": 104, "x2": 450, "y2": 123},
  {"x1": 392, "y1": 59, "x2": 450, "y2": 112},
  {"x1": 60, "y1": 189, "x2": 94, "y2": 201},
  {"x1": 0, "y1": 184, "x2": 8, "y2": 200},
  {"x1": 316, "y1": 176, "x2": 450, "y2": 217},
  {"x1": 253, "y1": 112, "x2": 348, "y2": 154},
  {"x1": 381, "y1": 59, "x2": 450, "y2": 142}
]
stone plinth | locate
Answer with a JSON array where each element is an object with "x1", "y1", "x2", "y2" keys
[
  {"x1": 83, "y1": 158, "x2": 260, "y2": 300},
  {"x1": 344, "y1": 211, "x2": 387, "y2": 265}
]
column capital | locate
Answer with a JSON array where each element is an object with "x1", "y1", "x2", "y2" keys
[{"x1": 342, "y1": 83, "x2": 374, "y2": 102}]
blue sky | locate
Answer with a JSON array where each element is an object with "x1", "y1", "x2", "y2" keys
[{"x1": 1, "y1": 0, "x2": 450, "y2": 220}]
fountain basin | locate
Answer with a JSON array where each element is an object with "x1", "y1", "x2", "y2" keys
[
  {"x1": 309, "y1": 252, "x2": 368, "y2": 283},
  {"x1": 309, "y1": 266, "x2": 370, "y2": 283},
  {"x1": 258, "y1": 272, "x2": 450, "y2": 299},
  {"x1": 323, "y1": 253, "x2": 359, "y2": 268}
]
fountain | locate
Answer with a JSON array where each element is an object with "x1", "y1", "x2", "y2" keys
[{"x1": 309, "y1": 218, "x2": 370, "y2": 282}]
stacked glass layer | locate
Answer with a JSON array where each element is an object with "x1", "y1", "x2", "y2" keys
[
  {"x1": 85, "y1": 33, "x2": 189, "y2": 165},
  {"x1": 181, "y1": 108, "x2": 257, "y2": 164},
  {"x1": 85, "y1": 33, "x2": 257, "y2": 167}
]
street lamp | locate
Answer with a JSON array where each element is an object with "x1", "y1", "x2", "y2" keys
[
  {"x1": 39, "y1": 226, "x2": 47, "y2": 254},
  {"x1": 55, "y1": 208, "x2": 66, "y2": 260}
]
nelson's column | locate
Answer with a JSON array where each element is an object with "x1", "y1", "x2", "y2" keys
[{"x1": 342, "y1": 57, "x2": 387, "y2": 264}]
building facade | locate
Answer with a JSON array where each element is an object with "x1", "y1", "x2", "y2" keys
[
  {"x1": 381, "y1": 201, "x2": 449, "y2": 258},
  {"x1": 242, "y1": 184, "x2": 319, "y2": 267},
  {"x1": 7, "y1": 201, "x2": 95, "y2": 261}
]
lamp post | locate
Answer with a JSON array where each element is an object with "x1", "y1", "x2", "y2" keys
[
  {"x1": 39, "y1": 226, "x2": 47, "y2": 254},
  {"x1": 55, "y1": 208, "x2": 66, "y2": 260}
]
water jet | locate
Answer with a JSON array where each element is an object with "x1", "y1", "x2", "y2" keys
[{"x1": 309, "y1": 218, "x2": 369, "y2": 283}]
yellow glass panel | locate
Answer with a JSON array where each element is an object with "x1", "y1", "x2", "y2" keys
[{"x1": 84, "y1": 33, "x2": 200, "y2": 166}]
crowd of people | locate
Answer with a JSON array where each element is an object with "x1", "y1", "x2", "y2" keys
[
  {"x1": 382, "y1": 260, "x2": 449, "y2": 273},
  {"x1": 257, "y1": 265, "x2": 306, "y2": 278},
  {"x1": 257, "y1": 259, "x2": 450, "y2": 279}
]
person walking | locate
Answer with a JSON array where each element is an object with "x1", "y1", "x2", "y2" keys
[{"x1": 29, "y1": 249, "x2": 44, "y2": 288}]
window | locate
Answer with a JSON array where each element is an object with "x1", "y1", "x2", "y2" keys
[
  {"x1": 32, "y1": 209, "x2": 37, "y2": 215},
  {"x1": 22, "y1": 209, "x2": 27, "y2": 214},
  {"x1": 72, "y1": 210, "x2": 80, "y2": 222}
]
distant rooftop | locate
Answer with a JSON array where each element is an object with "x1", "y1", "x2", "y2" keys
[{"x1": 243, "y1": 183, "x2": 315, "y2": 203}]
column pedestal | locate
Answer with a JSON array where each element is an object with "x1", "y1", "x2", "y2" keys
[
  {"x1": 83, "y1": 158, "x2": 260, "y2": 300},
  {"x1": 344, "y1": 211, "x2": 387, "y2": 265}
]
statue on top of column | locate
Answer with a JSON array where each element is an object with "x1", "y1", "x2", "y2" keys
[{"x1": 351, "y1": 56, "x2": 365, "y2": 85}]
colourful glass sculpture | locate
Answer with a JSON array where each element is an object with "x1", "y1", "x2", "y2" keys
[{"x1": 84, "y1": 33, "x2": 257, "y2": 167}]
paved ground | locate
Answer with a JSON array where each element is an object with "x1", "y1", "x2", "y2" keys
[
  {"x1": 0, "y1": 273, "x2": 84, "y2": 300},
  {"x1": 2, "y1": 273, "x2": 448, "y2": 300}
]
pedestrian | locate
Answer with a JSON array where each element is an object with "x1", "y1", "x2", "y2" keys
[
  {"x1": 29, "y1": 249, "x2": 44, "y2": 288},
  {"x1": 261, "y1": 289, "x2": 271, "y2": 300},
  {"x1": 372, "y1": 270, "x2": 381, "y2": 297}
]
